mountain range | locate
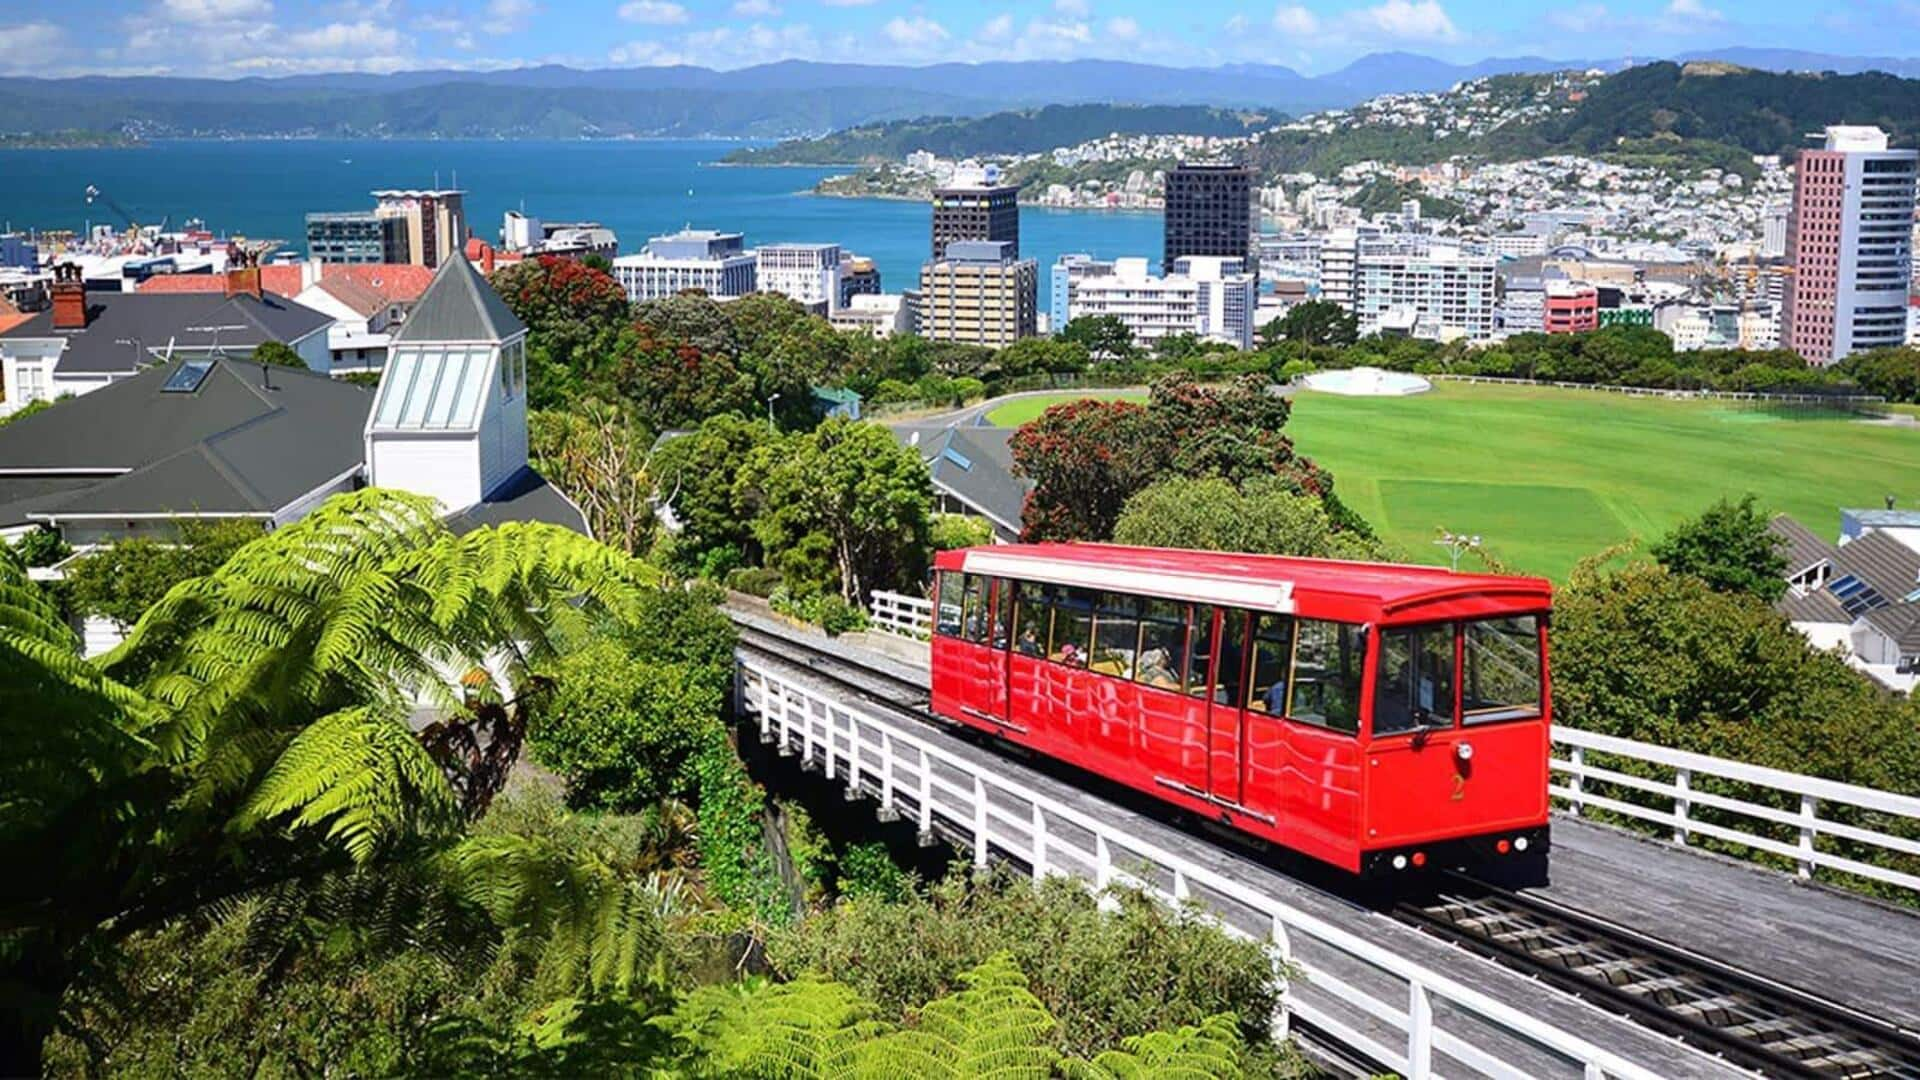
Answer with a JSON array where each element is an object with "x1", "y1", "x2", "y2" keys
[{"x1": 3, "y1": 48, "x2": 1919, "y2": 141}]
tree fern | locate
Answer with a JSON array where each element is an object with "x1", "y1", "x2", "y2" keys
[
  {"x1": 665, "y1": 976, "x2": 889, "y2": 1077},
  {"x1": 846, "y1": 952, "x2": 1060, "y2": 1079},
  {"x1": 1059, "y1": 1013, "x2": 1246, "y2": 1079}
]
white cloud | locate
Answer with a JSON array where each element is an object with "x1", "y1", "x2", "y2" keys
[
  {"x1": 482, "y1": 0, "x2": 536, "y2": 34},
  {"x1": 820, "y1": 0, "x2": 878, "y2": 6},
  {"x1": 1350, "y1": 0, "x2": 1459, "y2": 42},
  {"x1": 1022, "y1": 17, "x2": 1093, "y2": 50},
  {"x1": 977, "y1": 13, "x2": 1015, "y2": 41},
  {"x1": 283, "y1": 20, "x2": 404, "y2": 53},
  {"x1": 1664, "y1": 0, "x2": 1723, "y2": 21},
  {"x1": 1106, "y1": 15, "x2": 1140, "y2": 40},
  {"x1": 1271, "y1": 4, "x2": 1320, "y2": 34},
  {"x1": 882, "y1": 15, "x2": 949, "y2": 47},
  {"x1": 609, "y1": 38, "x2": 689, "y2": 64},
  {"x1": 159, "y1": 0, "x2": 272, "y2": 23},
  {"x1": 0, "y1": 22, "x2": 68, "y2": 73},
  {"x1": 1547, "y1": 4, "x2": 1609, "y2": 32},
  {"x1": 1054, "y1": 0, "x2": 1091, "y2": 15},
  {"x1": 620, "y1": 0, "x2": 690, "y2": 24},
  {"x1": 731, "y1": 0, "x2": 782, "y2": 15}
]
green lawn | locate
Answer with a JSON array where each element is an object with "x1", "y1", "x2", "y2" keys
[
  {"x1": 983, "y1": 390, "x2": 1146, "y2": 427},
  {"x1": 980, "y1": 383, "x2": 1920, "y2": 580}
]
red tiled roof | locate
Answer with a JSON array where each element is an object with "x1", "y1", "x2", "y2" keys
[
  {"x1": 0, "y1": 313, "x2": 33, "y2": 336},
  {"x1": 136, "y1": 263, "x2": 432, "y2": 303}
]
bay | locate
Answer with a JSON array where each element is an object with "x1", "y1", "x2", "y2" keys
[{"x1": 0, "y1": 138, "x2": 1165, "y2": 310}]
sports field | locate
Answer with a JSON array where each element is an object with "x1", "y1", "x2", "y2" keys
[{"x1": 982, "y1": 384, "x2": 1920, "y2": 579}]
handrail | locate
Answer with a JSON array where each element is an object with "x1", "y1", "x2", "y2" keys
[
  {"x1": 868, "y1": 589, "x2": 932, "y2": 640},
  {"x1": 1551, "y1": 726, "x2": 1920, "y2": 894},
  {"x1": 738, "y1": 655, "x2": 1669, "y2": 1079}
]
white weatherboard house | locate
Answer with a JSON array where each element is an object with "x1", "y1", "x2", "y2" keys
[{"x1": 366, "y1": 252, "x2": 532, "y2": 516}]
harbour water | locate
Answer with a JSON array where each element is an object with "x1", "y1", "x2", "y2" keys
[{"x1": 0, "y1": 138, "x2": 1165, "y2": 310}]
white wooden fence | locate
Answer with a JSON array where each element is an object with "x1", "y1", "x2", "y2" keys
[
  {"x1": 863, "y1": 593, "x2": 1920, "y2": 899},
  {"x1": 869, "y1": 590, "x2": 933, "y2": 640},
  {"x1": 1431, "y1": 373, "x2": 1884, "y2": 407},
  {"x1": 738, "y1": 657, "x2": 1670, "y2": 1080},
  {"x1": 1552, "y1": 727, "x2": 1920, "y2": 896}
]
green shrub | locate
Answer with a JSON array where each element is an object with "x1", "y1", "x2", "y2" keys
[
  {"x1": 530, "y1": 640, "x2": 723, "y2": 812},
  {"x1": 724, "y1": 565, "x2": 784, "y2": 598}
]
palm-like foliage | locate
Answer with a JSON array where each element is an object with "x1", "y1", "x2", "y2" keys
[
  {"x1": 1059, "y1": 1014, "x2": 1246, "y2": 1079},
  {"x1": 0, "y1": 489, "x2": 663, "y2": 1072}
]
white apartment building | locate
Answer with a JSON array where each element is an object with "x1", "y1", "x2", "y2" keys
[
  {"x1": 1489, "y1": 233, "x2": 1550, "y2": 258},
  {"x1": 612, "y1": 229, "x2": 756, "y2": 303},
  {"x1": 755, "y1": 243, "x2": 843, "y2": 313},
  {"x1": 1349, "y1": 243, "x2": 1498, "y2": 341},
  {"x1": 830, "y1": 293, "x2": 913, "y2": 339},
  {"x1": 1068, "y1": 256, "x2": 1257, "y2": 351}
]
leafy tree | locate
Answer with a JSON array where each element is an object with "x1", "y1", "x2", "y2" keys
[
  {"x1": 530, "y1": 639, "x2": 724, "y2": 812},
  {"x1": 1833, "y1": 346, "x2": 1920, "y2": 403},
  {"x1": 996, "y1": 336, "x2": 1091, "y2": 379},
  {"x1": 652, "y1": 412, "x2": 780, "y2": 569},
  {"x1": 530, "y1": 398, "x2": 655, "y2": 554},
  {"x1": 9, "y1": 524, "x2": 69, "y2": 569},
  {"x1": 1057, "y1": 315, "x2": 1136, "y2": 361},
  {"x1": 63, "y1": 518, "x2": 263, "y2": 626},
  {"x1": 738, "y1": 418, "x2": 932, "y2": 602},
  {"x1": 1649, "y1": 494, "x2": 1787, "y2": 603},
  {"x1": 250, "y1": 340, "x2": 308, "y2": 370},
  {"x1": 1010, "y1": 397, "x2": 1159, "y2": 542},
  {"x1": 726, "y1": 291, "x2": 855, "y2": 424},
  {"x1": 1262, "y1": 301, "x2": 1357, "y2": 348},
  {"x1": 490, "y1": 255, "x2": 632, "y2": 407},
  {"x1": 608, "y1": 318, "x2": 756, "y2": 431},
  {"x1": 1113, "y1": 477, "x2": 1384, "y2": 559},
  {"x1": 0, "y1": 490, "x2": 661, "y2": 1072},
  {"x1": 931, "y1": 513, "x2": 996, "y2": 551}
]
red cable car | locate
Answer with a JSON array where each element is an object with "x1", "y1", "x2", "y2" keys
[{"x1": 928, "y1": 543, "x2": 1553, "y2": 876}]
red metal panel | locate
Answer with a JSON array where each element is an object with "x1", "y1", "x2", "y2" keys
[{"x1": 1365, "y1": 721, "x2": 1549, "y2": 848}]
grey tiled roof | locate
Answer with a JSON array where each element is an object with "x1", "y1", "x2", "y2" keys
[
  {"x1": 1861, "y1": 601, "x2": 1920, "y2": 651},
  {"x1": 1778, "y1": 588, "x2": 1850, "y2": 625},
  {"x1": 393, "y1": 256, "x2": 524, "y2": 343},
  {"x1": 0, "y1": 358, "x2": 371, "y2": 525},
  {"x1": 1767, "y1": 514, "x2": 1838, "y2": 578},
  {"x1": 1831, "y1": 530, "x2": 1920, "y2": 604},
  {"x1": 894, "y1": 421, "x2": 1029, "y2": 540},
  {"x1": 0, "y1": 290, "x2": 331, "y2": 374},
  {"x1": 444, "y1": 465, "x2": 587, "y2": 535}
]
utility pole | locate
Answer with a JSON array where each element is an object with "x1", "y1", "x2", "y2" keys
[{"x1": 1433, "y1": 530, "x2": 1482, "y2": 573}]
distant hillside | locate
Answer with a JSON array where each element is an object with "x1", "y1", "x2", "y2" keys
[{"x1": 723, "y1": 105, "x2": 1288, "y2": 165}]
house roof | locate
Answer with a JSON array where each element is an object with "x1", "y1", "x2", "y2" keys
[
  {"x1": 313, "y1": 276, "x2": 395, "y2": 319},
  {"x1": 0, "y1": 358, "x2": 372, "y2": 526},
  {"x1": 0, "y1": 290, "x2": 332, "y2": 374},
  {"x1": 393, "y1": 255, "x2": 524, "y2": 343},
  {"x1": 138, "y1": 264, "x2": 434, "y2": 305},
  {"x1": 1861, "y1": 601, "x2": 1920, "y2": 652},
  {"x1": 1831, "y1": 529, "x2": 1920, "y2": 605},
  {"x1": 893, "y1": 421, "x2": 1029, "y2": 540},
  {"x1": 443, "y1": 464, "x2": 587, "y2": 535},
  {"x1": 1779, "y1": 587, "x2": 1850, "y2": 625},
  {"x1": 1768, "y1": 514, "x2": 1838, "y2": 577},
  {"x1": 140, "y1": 266, "x2": 304, "y2": 295}
]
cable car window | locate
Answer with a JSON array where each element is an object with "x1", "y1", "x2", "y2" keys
[
  {"x1": 1012, "y1": 582, "x2": 1049, "y2": 657},
  {"x1": 992, "y1": 578, "x2": 1014, "y2": 650},
  {"x1": 1050, "y1": 588, "x2": 1094, "y2": 668},
  {"x1": 960, "y1": 575, "x2": 990, "y2": 644},
  {"x1": 935, "y1": 571, "x2": 964, "y2": 637},
  {"x1": 1216, "y1": 610, "x2": 1250, "y2": 705},
  {"x1": 1136, "y1": 600, "x2": 1187, "y2": 691},
  {"x1": 1462, "y1": 615, "x2": 1541, "y2": 723},
  {"x1": 1375, "y1": 624, "x2": 1457, "y2": 736},
  {"x1": 1291, "y1": 620, "x2": 1364, "y2": 735},
  {"x1": 1090, "y1": 593, "x2": 1140, "y2": 679},
  {"x1": 1184, "y1": 605, "x2": 1217, "y2": 699},
  {"x1": 1245, "y1": 614, "x2": 1296, "y2": 714}
]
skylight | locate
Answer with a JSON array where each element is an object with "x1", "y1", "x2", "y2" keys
[
  {"x1": 161, "y1": 359, "x2": 213, "y2": 394},
  {"x1": 1831, "y1": 574, "x2": 1889, "y2": 619},
  {"x1": 370, "y1": 346, "x2": 491, "y2": 432}
]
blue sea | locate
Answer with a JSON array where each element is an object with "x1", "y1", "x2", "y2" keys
[{"x1": 0, "y1": 139, "x2": 1164, "y2": 310}]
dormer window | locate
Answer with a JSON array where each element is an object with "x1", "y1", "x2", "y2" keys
[{"x1": 372, "y1": 345, "x2": 491, "y2": 431}]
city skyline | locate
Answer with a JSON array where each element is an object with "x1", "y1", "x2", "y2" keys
[{"x1": 2, "y1": 0, "x2": 1919, "y2": 79}]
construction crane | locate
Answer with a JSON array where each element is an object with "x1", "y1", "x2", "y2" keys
[{"x1": 83, "y1": 184, "x2": 142, "y2": 246}]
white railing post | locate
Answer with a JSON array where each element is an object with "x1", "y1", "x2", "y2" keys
[
  {"x1": 1673, "y1": 767, "x2": 1691, "y2": 846},
  {"x1": 845, "y1": 712, "x2": 860, "y2": 794},
  {"x1": 1270, "y1": 916, "x2": 1292, "y2": 1042},
  {"x1": 1031, "y1": 802, "x2": 1047, "y2": 881},
  {"x1": 1798, "y1": 794, "x2": 1818, "y2": 879},
  {"x1": 1408, "y1": 981, "x2": 1434, "y2": 1080},
  {"x1": 918, "y1": 751, "x2": 934, "y2": 839},
  {"x1": 973, "y1": 775, "x2": 989, "y2": 870},
  {"x1": 1568, "y1": 745, "x2": 1585, "y2": 816},
  {"x1": 880, "y1": 732, "x2": 895, "y2": 814}
]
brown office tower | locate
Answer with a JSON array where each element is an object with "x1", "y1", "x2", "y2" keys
[
  {"x1": 1164, "y1": 161, "x2": 1257, "y2": 277},
  {"x1": 932, "y1": 173, "x2": 1020, "y2": 262}
]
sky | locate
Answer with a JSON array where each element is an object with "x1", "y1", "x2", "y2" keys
[{"x1": 0, "y1": 0, "x2": 1912, "y2": 79}]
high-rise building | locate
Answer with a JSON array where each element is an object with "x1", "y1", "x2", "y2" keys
[
  {"x1": 918, "y1": 240, "x2": 1037, "y2": 348},
  {"x1": 932, "y1": 164, "x2": 1020, "y2": 261},
  {"x1": 1762, "y1": 203, "x2": 1790, "y2": 259},
  {"x1": 1350, "y1": 242, "x2": 1497, "y2": 341},
  {"x1": 1049, "y1": 253, "x2": 1116, "y2": 331},
  {"x1": 755, "y1": 242, "x2": 843, "y2": 312},
  {"x1": 1783, "y1": 125, "x2": 1919, "y2": 365},
  {"x1": 1068, "y1": 256, "x2": 1257, "y2": 351},
  {"x1": 838, "y1": 256, "x2": 881, "y2": 308},
  {"x1": 1163, "y1": 161, "x2": 1258, "y2": 277},
  {"x1": 611, "y1": 229, "x2": 757, "y2": 303},
  {"x1": 372, "y1": 189, "x2": 468, "y2": 269},
  {"x1": 305, "y1": 212, "x2": 407, "y2": 265}
]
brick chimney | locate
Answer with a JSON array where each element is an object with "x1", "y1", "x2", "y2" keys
[
  {"x1": 50, "y1": 262, "x2": 88, "y2": 330},
  {"x1": 224, "y1": 251, "x2": 263, "y2": 300}
]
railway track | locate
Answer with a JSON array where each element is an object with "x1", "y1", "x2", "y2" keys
[
  {"x1": 1398, "y1": 880, "x2": 1920, "y2": 1079},
  {"x1": 730, "y1": 613, "x2": 1920, "y2": 1079}
]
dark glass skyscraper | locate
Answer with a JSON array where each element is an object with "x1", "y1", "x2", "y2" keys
[
  {"x1": 1163, "y1": 162, "x2": 1257, "y2": 277},
  {"x1": 932, "y1": 179, "x2": 1020, "y2": 261}
]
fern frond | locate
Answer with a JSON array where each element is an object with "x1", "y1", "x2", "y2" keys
[{"x1": 1059, "y1": 1014, "x2": 1246, "y2": 1080}]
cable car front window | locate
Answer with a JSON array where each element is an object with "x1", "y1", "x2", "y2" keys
[
  {"x1": 935, "y1": 571, "x2": 965, "y2": 637},
  {"x1": 1462, "y1": 615, "x2": 1542, "y2": 723},
  {"x1": 1374, "y1": 624, "x2": 1456, "y2": 736}
]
